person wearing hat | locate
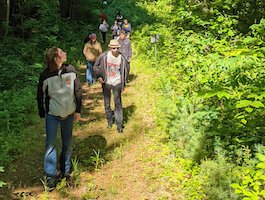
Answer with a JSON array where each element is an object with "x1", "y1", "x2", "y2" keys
[
  {"x1": 83, "y1": 33, "x2": 102, "y2": 85},
  {"x1": 93, "y1": 39, "x2": 128, "y2": 133}
]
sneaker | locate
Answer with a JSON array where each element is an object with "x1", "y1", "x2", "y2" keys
[
  {"x1": 107, "y1": 124, "x2": 113, "y2": 129},
  {"x1": 59, "y1": 172, "x2": 71, "y2": 181},
  {"x1": 46, "y1": 176, "x2": 57, "y2": 191},
  {"x1": 107, "y1": 119, "x2": 113, "y2": 129}
]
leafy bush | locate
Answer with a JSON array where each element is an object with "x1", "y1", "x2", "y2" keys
[
  {"x1": 231, "y1": 149, "x2": 265, "y2": 200},
  {"x1": 132, "y1": 0, "x2": 265, "y2": 198}
]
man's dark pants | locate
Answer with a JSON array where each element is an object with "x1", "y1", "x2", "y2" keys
[{"x1": 102, "y1": 83, "x2": 123, "y2": 128}]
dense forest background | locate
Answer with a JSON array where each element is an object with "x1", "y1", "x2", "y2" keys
[{"x1": 1, "y1": 0, "x2": 265, "y2": 199}]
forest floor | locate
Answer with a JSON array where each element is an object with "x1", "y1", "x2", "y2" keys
[{"x1": 2, "y1": 59, "x2": 181, "y2": 199}]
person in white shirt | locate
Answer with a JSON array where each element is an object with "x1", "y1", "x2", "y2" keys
[
  {"x1": 99, "y1": 20, "x2": 109, "y2": 43},
  {"x1": 93, "y1": 39, "x2": 128, "y2": 133}
]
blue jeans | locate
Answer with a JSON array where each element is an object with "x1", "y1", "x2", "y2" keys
[
  {"x1": 86, "y1": 61, "x2": 95, "y2": 84},
  {"x1": 44, "y1": 113, "x2": 74, "y2": 176}
]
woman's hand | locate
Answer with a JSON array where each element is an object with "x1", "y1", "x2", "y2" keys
[{"x1": 75, "y1": 113, "x2": 81, "y2": 122}]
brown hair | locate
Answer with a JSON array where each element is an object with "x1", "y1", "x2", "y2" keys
[{"x1": 44, "y1": 47, "x2": 59, "y2": 71}]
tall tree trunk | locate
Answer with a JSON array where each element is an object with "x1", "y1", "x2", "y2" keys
[
  {"x1": 5, "y1": 0, "x2": 10, "y2": 37},
  {"x1": 69, "y1": 0, "x2": 73, "y2": 20}
]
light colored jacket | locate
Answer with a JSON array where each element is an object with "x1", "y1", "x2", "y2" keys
[
  {"x1": 83, "y1": 41, "x2": 103, "y2": 62},
  {"x1": 99, "y1": 23, "x2": 109, "y2": 32},
  {"x1": 37, "y1": 64, "x2": 82, "y2": 118}
]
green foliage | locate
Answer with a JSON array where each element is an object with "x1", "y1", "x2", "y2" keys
[
  {"x1": 231, "y1": 150, "x2": 265, "y2": 200},
  {"x1": 200, "y1": 153, "x2": 237, "y2": 200},
  {"x1": 71, "y1": 157, "x2": 81, "y2": 187},
  {"x1": 0, "y1": 166, "x2": 6, "y2": 188},
  {"x1": 0, "y1": 87, "x2": 39, "y2": 165},
  {"x1": 132, "y1": 0, "x2": 265, "y2": 198},
  {"x1": 91, "y1": 150, "x2": 105, "y2": 170},
  {"x1": 0, "y1": 0, "x2": 101, "y2": 169}
]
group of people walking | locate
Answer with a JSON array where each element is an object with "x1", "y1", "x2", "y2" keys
[
  {"x1": 99, "y1": 10, "x2": 132, "y2": 41},
  {"x1": 37, "y1": 8, "x2": 133, "y2": 191}
]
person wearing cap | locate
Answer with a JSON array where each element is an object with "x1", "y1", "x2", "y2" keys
[
  {"x1": 83, "y1": 33, "x2": 103, "y2": 85},
  {"x1": 93, "y1": 39, "x2": 127, "y2": 133},
  {"x1": 117, "y1": 30, "x2": 132, "y2": 83}
]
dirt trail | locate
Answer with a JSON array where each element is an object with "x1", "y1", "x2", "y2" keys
[{"x1": 11, "y1": 64, "x2": 158, "y2": 199}]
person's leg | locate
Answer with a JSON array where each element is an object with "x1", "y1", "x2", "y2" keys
[
  {"x1": 44, "y1": 114, "x2": 59, "y2": 177},
  {"x1": 59, "y1": 114, "x2": 74, "y2": 177},
  {"x1": 90, "y1": 61, "x2": 96, "y2": 83},
  {"x1": 102, "y1": 32, "x2": 107, "y2": 43},
  {"x1": 126, "y1": 62, "x2": 130, "y2": 83},
  {"x1": 102, "y1": 84, "x2": 113, "y2": 127},
  {"x1": 86, "y1": 60, "x2": 93, "y2": 84},
  {"x1": 113, "y1": 83, "x2": 123, "y2": 132}
]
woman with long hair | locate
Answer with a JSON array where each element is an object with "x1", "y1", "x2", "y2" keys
[{"x1": 37, "y1": 47, "x2": 82, "y2": 190}]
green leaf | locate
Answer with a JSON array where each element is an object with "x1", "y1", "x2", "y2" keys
[
  {"x1": 242, "y1": 198, "x2": 252, "y2": 200},
  {"x1": 243, "y1": 190, "x2": 254, "y2": 197},
  {"x1": 241, "y1": 119, "x2": 247, "y2": 124},
  {"x1": 243, "y1": 179, "x2": 251, "y2": 185},
  {"x1": 235, "y1": 189, "x2": 243, "y2": 194},
  {"x1": 217, "y1": 91, "x2": 230, "y2": 99},
  {"x1": 251, "y1": 101, "x2": 264, "y2": 108},
  {"x1": 254, "y1": 171, "x2": 262, "y2": 180},
  {"x1": 236, "y1": 100, "x2": 252, "y2": 108},
  {"x1": 259, "y1": 175, "x2": 265, "y2": 181},
  {"x1": 253, "y1": 185, "x2": 260, "y2": 192},
  {"x1": 0, "y1": 181, "x2": 6, "y2": 188},
  {"x1": 257, "y1": 154, "x2": 265, "y2": 162},
  {"x1": 230, "y1": 183, "x2": 240, "y2": 189},
  {"x1": 260, "y1": 190, "x2": 265, "y2": 198},
  {"x1": 256, "y1": 163, "x2": 265, "y2": 169},
  {"x1": 227, "y1": 29, "x2": 235, "y2": 36},
  {"x1": 245, "y1": 107, "x2": 253, "y2": 113},
  {"x1": 243, "y1": 36, "x2": 257, "y2": 44},
  {"x1": 0, "y1": 167, "x2": 4, "y2": 173}
]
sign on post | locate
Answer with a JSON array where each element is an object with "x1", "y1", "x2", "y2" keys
[
  {"x1": 151, "y1": 34, "x2": 160, "y2": 43},
  {"x1": 150, "y1": 34, "x2": 160, "y2": 66}
]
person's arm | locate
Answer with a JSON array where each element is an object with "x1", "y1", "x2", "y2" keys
[
  {"x1": 128, "y1": 41, "x2": 132, "y2": 61},
  {"x1": 83, "y1": 43, "x2": 88, "y2": 60},
  {"x1": 98, "y1": 42, "x2": 103, "y2": 54},
  {"x1": 93, "y1": 54, "x2": 105, "y2": 83},
  {"x1": 74, "y1": 67, "x2": 82, "y2": 120}
]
